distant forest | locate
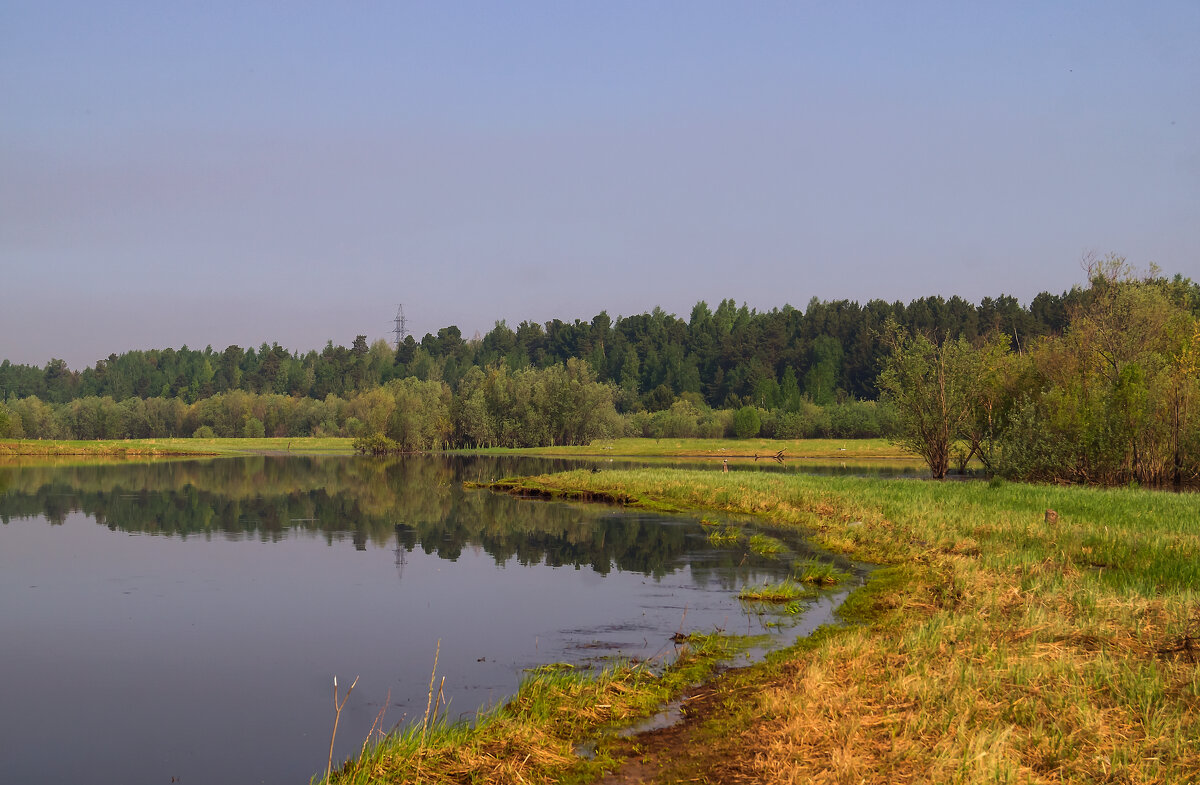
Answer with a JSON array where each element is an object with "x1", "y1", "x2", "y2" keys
[
  {"x1": 10, "y1": 279, "x2": 1197, "y2": 409},
  {"x1": 3, "y1": 266, "x2": 1199, "y2": 486}
]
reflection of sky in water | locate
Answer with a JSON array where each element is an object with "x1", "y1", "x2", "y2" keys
[{"x1": 0, "y1": 456, "x2": 859, "y2": 785}]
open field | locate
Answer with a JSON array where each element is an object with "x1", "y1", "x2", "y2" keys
[
  {"x1": 472, "y1": 436, "x2": 913, "y2": 460},
  {"x1": 0, "y1": 437, "x2": 355, "y2": 459},
  {"x1": 1, "y1": 436, "x2": 917, "y2": 465}
]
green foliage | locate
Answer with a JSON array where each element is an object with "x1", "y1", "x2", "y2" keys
[
  {"x1": 732, "y1": 406, "x2": 762, "y2": 439},
  {"x1": 774, "y1": 399, "x2": 833, "y2": 439},
  {"x1": 0, "y1": 401, "x2": 19, "y2": 438},
  {"x1": 383, "y1": 377, "x2": 452, "y2": 451},
  {"x1": 878, "y1": 324, "x2": 1010, "y2": 479},
  {"x1": 991, "y1": 260, "x2": 1200, "y2": 485},
  {"x1": 452, "y1": 359, "x2": 622, "y2": 448},
  {"x1": 2, "y1": 265, "x2": 1196, "y2": 482},
  {"x1": 352, "y1": 432, "x2": 400, "y2": 455},
  {"x1": 3, "y1": 281, "x2": 1149, "y2": 411},
  {"x1": 804, "y1": 335, "x2": 843, "y2": 404},
  {"x1": 242, "y1": 416, "x2": 265, "y2": 438},
  {"x1": 870, "y1": 259, "x2": 1200, "y2": 485}
]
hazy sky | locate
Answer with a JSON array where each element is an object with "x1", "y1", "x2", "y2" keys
[{"x1": 2, "y1": 2, "x2": 1198, "y2": 369}]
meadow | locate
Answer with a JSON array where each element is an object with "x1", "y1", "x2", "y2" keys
[
  {"x1": 469, "y1": 468, "x2": 1200, "y2": 783},
  {"x1": 470, "y1": 436, "x2": 911, "y2": 460},
  {"x1": 0, "y1": 436, "x2": 355, "y2": 458}
]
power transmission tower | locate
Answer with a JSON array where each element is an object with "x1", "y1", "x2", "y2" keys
[{"x1": 392, "y1": 304, "x2": 409, "y2": 348}]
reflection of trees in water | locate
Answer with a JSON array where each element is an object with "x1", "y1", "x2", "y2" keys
[{"x1": 0, "y1": 456, "x2": 792, "y2": 578}]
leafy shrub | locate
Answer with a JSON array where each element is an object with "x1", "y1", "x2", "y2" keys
[
  {"x1": 353, "y1": 432, "x2": 401, "y2": 455},
  {"x1": 732, "y1": 406, "x2": 762, "y2": 438},
  {"x1": 242, "y1": 416, "x2": 266, "y2": 438}
]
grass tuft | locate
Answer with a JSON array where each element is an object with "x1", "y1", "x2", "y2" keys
[
  {"x1": 748, "y1": 533, "x2": 786, "y2": 557},
  {"x1": 738, "y1": 580, "x2": 815, "y2": 603},
  {"x1": 706, "y1": 525, "x2": 741, "y2": 546},
  {"x1": 792, "y1": 557, "x2": 852, "y2": 586}
]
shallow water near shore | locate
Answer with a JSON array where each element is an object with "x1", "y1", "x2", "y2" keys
[{"x1": 0, "y1": 455, "x2": 859, "y2": 784}]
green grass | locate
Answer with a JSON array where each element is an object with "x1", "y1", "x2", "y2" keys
[
  {"x1": 791, "y1": 557, "x2": 852, "y2": 586},
  {"x1": 738, "y1": 580, "x2": 815, "y2": 603},
  {"x1": 747, "y1": 532, "x2": 786, "y2": 556},
  {"x1": 0, "y1": 436, "x2": 355, "y2": 458},
  {"x1": 3, "y1": 436, "x2": 917, "y2": 467},
  {"x1": 706, "y1": 525, "x2": 741, "y2": 545},
  {"x1": 485, "y1": 467, "x2": 1200, "y2": 783},
  {"x1": 470, "y1": 436, "x2": 914, "y2": 460}
]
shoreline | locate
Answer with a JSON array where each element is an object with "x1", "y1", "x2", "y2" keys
[{"x1": 330, "y1": 466, "x2": 1199, "y2": 783}]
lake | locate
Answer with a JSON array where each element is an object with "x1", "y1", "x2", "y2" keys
[{"x1": 0, "y1": 455, "x2": 859, "y2": 784}]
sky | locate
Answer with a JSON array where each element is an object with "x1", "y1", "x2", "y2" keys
[{"x1": 2, "y1": 1, "x2": 1198, "y2": 370}]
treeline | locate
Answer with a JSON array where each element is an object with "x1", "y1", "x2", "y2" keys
[
  {"x1": 8, "y1": 276, "x2": 1198, "y2": 412},
  {"x1": 3, "y1": 262, "x2": 1198, "y2": 481},
  {"x1": 0, "y1": 361, "x2": 897, "y2": 446},
  {"x1": 882, "y1": 259, "x2": 1200, "y2": 485},
  {"x1": 0, "y1": 367, "x2": 615, "y2": 448}
]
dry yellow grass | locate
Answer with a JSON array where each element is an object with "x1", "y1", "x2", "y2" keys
[{"x1": 489, "y1": 469, "x2": 1200, "y2": 784}]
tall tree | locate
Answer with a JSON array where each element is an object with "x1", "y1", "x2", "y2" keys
[{"x1": 878, "y1": 322, "x2": 1010, "y2": 479}]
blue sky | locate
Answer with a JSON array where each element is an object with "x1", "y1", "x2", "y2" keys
[{"x1": 2, "y1": 1, "x2": 1197, "y2": 369}]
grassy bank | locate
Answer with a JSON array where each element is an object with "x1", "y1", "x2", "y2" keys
[
  {"x1": 0, "y1": 436, "x2": 894, "y2": 460},
  {"x1": 476, "y1": 469, "x2": 1199, "y2": 783},
  {"x1": 319, "y1": 632, "x2": 743, "y2": 784},
  {"x1": 471, "y1": 436, "x2": 912, "y2": 460},
  {"x1": 0, "y1": 437, "x2": 354, "y2": 458},
  {"x1": 1, "y1": 436, "x2": 917, "y2": 473}
]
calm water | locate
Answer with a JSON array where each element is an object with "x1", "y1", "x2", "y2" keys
[{"x1": 0, "y1": 455, "x2": 859, "y2": 784}]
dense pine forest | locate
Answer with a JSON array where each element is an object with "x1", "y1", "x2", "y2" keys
[{"x1": 3, "y1": 261, "x2": 1198, "y2": 485}]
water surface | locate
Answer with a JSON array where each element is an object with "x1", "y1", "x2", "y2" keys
[{"x1": 0, "y1": 455, "x2": 857, "y2": 784}]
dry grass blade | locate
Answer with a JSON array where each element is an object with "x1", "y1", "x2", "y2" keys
[
  {"x1": 414, "y1": 638, "x2": 441, "y2": 784},
  {"x1": 325, "y1": 675, "x2": 358, "y2": 782}
]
